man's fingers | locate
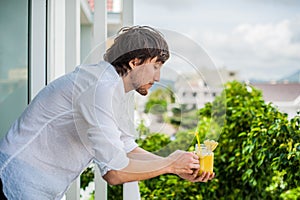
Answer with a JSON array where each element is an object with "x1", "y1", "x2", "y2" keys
[
  {"x1": 192, "y1": 153, "x2": 199, "y2": 160},
  {"x1": 177, "y1": 170, "x2": 215, "y2": 183},
  {"x1": 209, "y1": 172, "x2": 215, "y2": 180},
  {"x1": 194, "y1": 172, "x2": 214, "y2": 182},
  {"x1": 189, "y1": 163, "x2": 200, "y2": 169},
  {"x1": 193, "y1": 158, "x2": 199, "y2": 164},
  {"x1": 200, "y1": 171, "x2": 207, "y2": 180},
  {"x1": 192, "y1": 169, "x2": 199, "y2": 178}
]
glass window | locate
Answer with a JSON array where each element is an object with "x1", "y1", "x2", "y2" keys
[{"x1": 0, "y1": 0, "x2": 29, "y2": 139}]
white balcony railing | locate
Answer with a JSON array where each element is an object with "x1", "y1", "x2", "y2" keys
[{"x1": 64, "y1": 165, "x2": 140, "y2": 200}]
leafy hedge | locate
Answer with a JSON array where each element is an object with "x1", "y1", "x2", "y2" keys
[
  {"x1": 199, "y1": 81, "x2": 300, "y2": 199},
  {"x1": 82, "y1": 81, "x2": 300, "y2": 199},
  {"x1": 144, "y1": 87, "x2": 174, "y2": 114},
  {"x1": 137, "y1": 81, "x2": 300, "y2": 199}
]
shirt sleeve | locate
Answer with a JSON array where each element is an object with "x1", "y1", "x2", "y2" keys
[
  {"x1": 77, "y1": 79, "x2": 130, "y2": 173},
  {"x1": 121, "y1": 132, "x2": 138, "y2": 153},
  {"x1": 117, "y1": 92, "x2": 139, "y2": 153}
]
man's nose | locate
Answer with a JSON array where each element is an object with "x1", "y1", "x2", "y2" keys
[{"x1": 154, "y1": 71, "x2": 160, "y2": 82}]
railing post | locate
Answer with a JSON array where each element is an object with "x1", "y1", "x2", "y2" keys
[
  {"x1": 65, "y1": 0, "x2": 81, "y2": 72},
  {"x1": 93, "y1": 0, "x2": 107, "y2": 55},
  {"x1": 92, "y1": 2, "x2": 108, "y2": 199},
  {"x1": 47, "y1": 0, "x2": 66, "y2": 82},
  {"x1": 30, "y1": 0, "x2": 47, "y2": 99},
  {"x1": 123, "y1": 182, "x2": 141, "y2": 200},
  {"x1": 65, "y1": 178, "x2": 80, "y2": 200},
  {"x1": 94, "y1": 166, "x2": 107, "y2": 200},
  {"x1": 122, "y1": 0, "x2": 134, "y2": 26},
  {"x1": 64, "y1": 0, "x2": 81, "y2": 199}
]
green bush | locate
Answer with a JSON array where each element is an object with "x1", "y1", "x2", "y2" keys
[
  {"x1": 81, "y1": 166, "x2": 94, "y2": 190},
  {"x1": 136, "y1": 132, "x2": 172, "y2": 152},
  {"x1": 138, "y1": 81, "x2": 300, "y2": 199},
  {"x1": 144, "y1": 87, "x2": 174, "y2": 114},
  {"x1": 137, "y1": 132, "x2": 204, "y2": 200},
  {"x1": 145, "y1": 99, "x2": 168, "y2": 114},
  {"x1": 136, "y1": 119, "x2": 150, "y2": 138},
  {"x1": 81, "y1": 81, "x2": 300, "y2": 200},
  {"x1": 170, "y1": 106, "x2": 199, "y2": 129},
  {"x1": 197, "y1": 81, "x2": 300, "y2": 199}
]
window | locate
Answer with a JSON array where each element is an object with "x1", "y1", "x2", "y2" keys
[
  {"x1": 0, "y1": 0, "x2": 29, "y2": 138},
  {"x1": 229, "y1": 71, "x2": 235, "y2": 76}
]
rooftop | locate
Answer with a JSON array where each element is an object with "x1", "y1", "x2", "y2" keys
[{"x1": 252, "y1": 83, "x2": 300, "y2": 102}]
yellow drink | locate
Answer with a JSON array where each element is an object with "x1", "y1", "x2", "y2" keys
[
  {"x1": 199, "y1": 153, "x2": 214, "y2": 174},
  {"x1": 195, "y1": 144, "x2": 214, "y2": 175}
]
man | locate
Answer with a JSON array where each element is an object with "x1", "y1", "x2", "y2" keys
[{"x1": 0, "y1": 26, "x2": 214, "y2": 199}]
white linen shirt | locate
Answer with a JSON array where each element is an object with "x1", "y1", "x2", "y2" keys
[{"x1": 0, "y1": 61, "x2": 138, "y2": 199}]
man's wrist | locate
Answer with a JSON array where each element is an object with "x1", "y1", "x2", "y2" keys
[{"x1": 162, "y1": 157, "x2": 174, "y2": 174}]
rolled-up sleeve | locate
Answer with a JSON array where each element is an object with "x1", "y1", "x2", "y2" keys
[
  {"x1": 121, "y1": 132, "x2": 138, "y2": 153},
  {"x1": 77, "y1": 79, "x2": 130, "y2": 174}
]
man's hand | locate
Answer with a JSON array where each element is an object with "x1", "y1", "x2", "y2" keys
[
  {"x1": 178, "y1": 171, "x2": 215, "y2": 182},
  {"x1": 167, "y1": 150, "x2": 215, "y2": 182},
  {"x1": 167, "y1": 150, "x2": 200, "y2": 174},
  {"x1": 102, "y1": 148, "x2": 215, "y2": 185}
]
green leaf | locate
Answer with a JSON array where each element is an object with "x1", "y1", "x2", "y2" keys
[{"x1": 238, "y1": 132, "x2": 247, "y2": 137}]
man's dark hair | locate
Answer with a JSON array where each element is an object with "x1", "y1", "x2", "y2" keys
[{"x1": 103, "y1": 25, "x2": 170, "y2": 76}]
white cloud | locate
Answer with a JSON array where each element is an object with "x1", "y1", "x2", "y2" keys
[
  {"x1": 202, "y1": 19, "x2": 300, "y2": 59},
  {"x1": 134, "y1": 0, "x2": 300, "y2": 81},
  {"x1": 233, "y1": 20, "x2": 300, "y2": 59},
  {"x1": 197, "y1": 19, "x2": 300, "y2": 80}
]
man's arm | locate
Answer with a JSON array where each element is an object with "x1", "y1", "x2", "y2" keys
[{"x1": 102, "y1": 147, "x2": 213, "y2": 185}]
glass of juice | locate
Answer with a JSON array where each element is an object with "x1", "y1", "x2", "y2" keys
[{"x1": 195, "y1": 144, "x2": 214, "y2": 175}]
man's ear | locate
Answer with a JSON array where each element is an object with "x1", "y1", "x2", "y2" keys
[{"x1": 129, "y1": 58, "x2": 141, "y2": 69}]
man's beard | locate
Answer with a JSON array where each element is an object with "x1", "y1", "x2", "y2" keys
[{"x1": 136, "y1": 86, "x2": 148, "y2": 96}]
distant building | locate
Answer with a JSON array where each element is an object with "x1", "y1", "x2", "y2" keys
[
  {"x1": 252, "y1": 83, "x2": 300, "y2": 118},
  {"x1": 174, "y1": 68, "x2": 238, "y2": 109},
  {"x1": 174, "y1": 73, "x2": 217, "y2": 109}
]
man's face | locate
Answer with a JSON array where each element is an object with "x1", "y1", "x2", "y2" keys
[{"x1": 131, "y1": 57, "x2": 163, "y2": 96}]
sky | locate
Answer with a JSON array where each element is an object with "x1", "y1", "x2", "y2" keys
[{"x1": 133, "y1": 0, "x2": 300, "y2": 82}]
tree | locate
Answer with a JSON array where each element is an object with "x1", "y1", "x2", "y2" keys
[
  {"x1": 138, "y1": 81, "x2": 300, "y2": 199},
  {"x1": 81, "y1": 81, "x2": 300, "y2": 200},
  {"x1": 198, "y1": 81, "x2": 300, "y2": 199},
  {"x1": 144, "y1": 87, "x2": 174, "y2": 114}
]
